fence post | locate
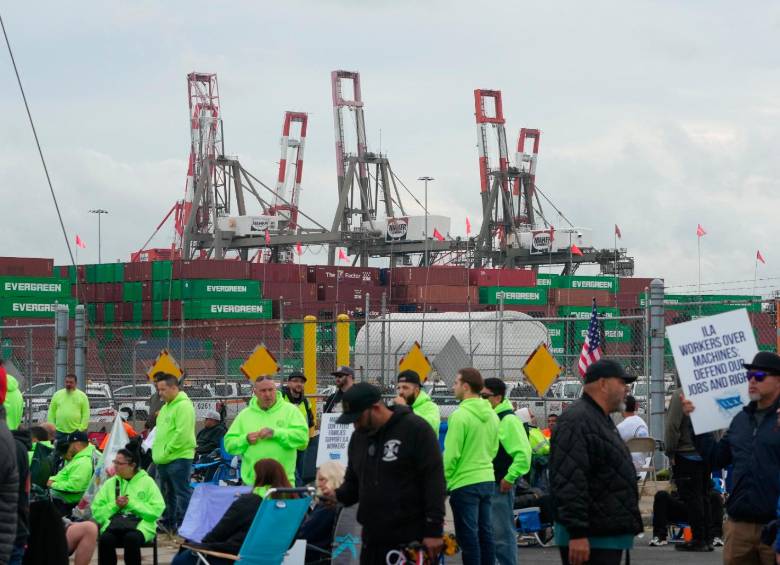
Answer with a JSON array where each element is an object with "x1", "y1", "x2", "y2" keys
[
  {"x1": 26, "y1": 328, "x2": 33, "y2": 426},
  {"x1": 364, "y1": 294, "x2": 370, "y2": 382},
  {"x1": 498, "y1": 294, "x2": 505, "y2": 378},
  {"x1": 55, "y1": 304, "x2": 69, "y2": 390},
  {"x1": 278, "y1": 302, "x2": 285, "y2": 374},
  {"x1": 303, "y1": 315, "x2": 317, "y2": 409},
  {"x1": 380, "y1": 292, "x2": 387, "y2": 386},
  {"x1": 74, "y1": 304, "x2": 86, "y2": 386},
  {"x1": 335, "y1": 314, "x2": 351, "y2": 369},
  {"x1": 649, "y1": 278, "x2": 666, "y2": 467}
]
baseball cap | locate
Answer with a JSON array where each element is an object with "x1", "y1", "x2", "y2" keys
[
  {"x1": 336, "y1": 382, "x2": 382, "y2": 424},
  {"x1": 66, "y1": 431, "x2": 89, "y2": 444},
  {"x1": 583, "y1": 359, "x2": 637, "y2": 384},
  {"x1": 204, "y1": 409, "x2": 221, "y2": 421},
  {"x1": 331, "y1": 366, "x2": 354, "y2": 378},
  {"x1": 743, "y1": 351, "x2": 780, "y2": 374},
  {"x1": 397, "y1": 370, "x2": 421, "y2": 386},
  {"x1": 287, "y1": 371, "x2": 307, "y2": 382}
]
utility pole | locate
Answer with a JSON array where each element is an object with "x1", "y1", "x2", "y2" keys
[
  {"x1": 89, "y1": 209, "x2": 108, "y2": 263},
  {"x1": 418, "y1": 176, "x2": 434, "y2": 265}
]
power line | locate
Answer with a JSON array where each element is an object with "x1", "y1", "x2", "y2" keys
[
  {"x1": 665, "y1": 276, "x2": 780, "y2": 290},
  {"x1": 0, "y1": 12, "x2": 75, "y2": 267}
]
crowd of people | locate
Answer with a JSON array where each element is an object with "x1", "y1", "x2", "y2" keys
[{"x1": 0, "y1": 349, "x2": 779, "y2": 564}]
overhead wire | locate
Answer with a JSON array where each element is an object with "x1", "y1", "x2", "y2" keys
[{"x1": 0, "y1": 12, "x2": 76, "y2": 267}]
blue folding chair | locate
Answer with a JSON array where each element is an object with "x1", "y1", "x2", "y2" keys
[
  {"x1": 185, "y1": 487, "x2": 315, "y2": 565},
  {"x1": 191, "y1": 438, "x2": 240, "y2": 486}
]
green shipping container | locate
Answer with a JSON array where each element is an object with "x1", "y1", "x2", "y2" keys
[
  {"x1": 536, "y1": 274, "x2": 561, "y2": 287},
  {"x1": 132, "y1": 302, "x2": 143, "y2": 322},
  {"x1": 122, "y1": 282, "x2": 143, "y2": 302},
  {"x1": 479, "y1": 286, "x2": 547, "y2": 305},
  {"x1": 183, "y1": 299, "x2": 273, "y2": 320},
  {"x1": 559, "y1": 275, "x2": 619, "y2": 293},
  {"x1": 152, "y1": 261, "x2": 173, "y2": 281},
  {"x1": 575, "y1": 320, "x2": 633, "y2": 343},
  {"x1": 0, "y1": 297, "x2": 77, "y2": 318},
  {"x1": 545, "y1": 322, "x2": 565, "y2": 341},
  {"x1": 558, "y1": 305, "x2": 620, "y2": 319},
  {"x1": 153, "y1": 280, "x2": 182, "y2": 301},
  {"x1": 104, "y1": 303, "x2": 116, "y2": 324},
  {"x1": 0, "y1": 277, "x2": 71, "y2": 298},
  {"x1": 181, "y1": 279, "x2": 260, "y2": 300},
  {"x1": 638, "y1": 293, "x2": 760, "y2": 313}
]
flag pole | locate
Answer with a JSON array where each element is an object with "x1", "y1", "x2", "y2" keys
[
  {"x1": 614, "y1": 227, "x2": 618, "y2": 309},
  {"x1": 697, "y1": 233, "x2": 702, "y2": 316},
  {"x1": 752, "y1": 255, "x2": 758, "y2": 300}
]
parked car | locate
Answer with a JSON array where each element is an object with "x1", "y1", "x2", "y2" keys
[
  {"x1": 204, "y1": 382, "x2": 250, "y2": 419},
  {"x1": 113, "y1": 383, "x2": 155, "y2": 422}
]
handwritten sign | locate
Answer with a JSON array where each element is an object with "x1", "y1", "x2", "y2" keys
[
  {"x1": 316, "y1": 413, "x2": 354, "y2": 467},
  {"x1": 667, "y1": 309, "x2": 757, "y2": 433}
]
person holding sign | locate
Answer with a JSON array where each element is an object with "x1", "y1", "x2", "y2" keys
[
  {"x1": 224, "y1": 376, "x2": 309, "y2": 486},
  {"x1": 683, "y1": 351, "x2": 780, "y2": 565},
  {"x1": 549, "y1": 359, "x2": 642, "y2": 565},
  {"x1": 320, "y1": 382, "x2": 446, "y2": 565},
  {"x1": 393, "y1": 370, "x2": 441, "y2": 438}
]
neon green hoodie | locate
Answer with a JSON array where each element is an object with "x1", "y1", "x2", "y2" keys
[
  {"x1": 444, "y1": 397, "x2": 499, "y2": 491},
  {"x1": 4, "y1": 374, "x2": 23, "y2": 430},
  {"x1": 91, "y1": 470, "x2": 165, "y2": 542},
  {"x1": 152, "y1": 390, "x2": 196, "y2": 465},
  {"x1": 494, "y1": 399, "x2": 532, "y2": 483},
  {"x1": 48, "y1": 388, "x2": 90, "y2": 433},
  {"x1": 224, "y1": 392, "x2": 309, "y2": 485},
  {"x1": 412, "y1": 390, "x2": 441, "y2": 439},
  {"x1": 50, "y1": 443, "x2": 96, "y2": 503},
  {"x1": 528, "y1": 426, "x2": 550, "y2": 456}
]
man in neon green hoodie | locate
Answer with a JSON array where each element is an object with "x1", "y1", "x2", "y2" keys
[
  {"x1": 3, "y1": 372, "x2": 23, "y2": 430},
  {"x1": 47, "y1": 431, "x2": 96, "y2": 516},
  {"x1": 394, "y1": 370, "x2": 441, "y2": 438},
  {"x1": 152, "y1": 372, "x2": 196, "y2": 532},
  {"x1": 48, "y1": 374, "x2": 90, "y2": 439},
  {"x1": 444, "y1": 367, "x2": 499, "y2": 565},
  {"x1": 483, "y1": 378, "x2": 532, "y2": 565},
  {"x1": 224, "y1": 376, "x2": 309, "y2": 486}
]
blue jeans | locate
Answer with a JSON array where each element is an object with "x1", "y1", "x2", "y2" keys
[
  {"x1": 449, "y1": 482, "x2": 495, "y2": 565},
  {"x1": 157, "y1": 458, "x2": 193, "y2": 529},
  {"x1": 491, "y1": 483, "x2": 517, "y2": 565},
  {"x1": 8, "y1": 543, "x2": 25, "y2": 565}
]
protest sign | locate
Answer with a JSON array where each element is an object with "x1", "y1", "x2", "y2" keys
[
  {"x1": 667, "y1": 308, "x2": 757, "y2": 434},
  {"x1": 316, "y1": 413, "x2": 354, "y2": 467}
]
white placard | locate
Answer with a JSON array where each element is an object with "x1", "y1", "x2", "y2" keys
[
  {"x1": 667, "y1": 309, "x2": 758, "y2": 434},
  {"x1": 316, "y1": 413, "x2": 355, "y2": 467}
]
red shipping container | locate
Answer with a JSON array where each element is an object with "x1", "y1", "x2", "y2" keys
[
  {"x1": 142, "y1": 282, "x2": 153, "y2": 301},
  {"x1": 124, "y1": 262, "x2": 153, "y2": 282},
  {"x1": 317, "y1": 283, "x2": 385, "y2": 302},
  {"x1": 388, "y1": 267, "x2": 468, "y2": 287},
  {"x1": 160, "y1": 300, "x2": 183, "y2": 321},
  {"x1": 550, "y1": 289, "x2": 612, "y2": 307},
  {"x1": 392, "y1": 285, "x2": 477, "y2": 304},
  {"x1": 262, "y1": 282, "x2": 317, "y2": 302},
  {"x1": 251, "y1": 263, "x2": 307, "y2": 283},
  {"x1": 142, "y1": 301, "x2": 152, "y2": 322},
  {"x1": 0, "y1": 257, "x2": 53, "y2": 277},
  {"x1": 618, "y1": 277, "x2": 657, "y2": 294},
  {"x1": 174, "y1": 260, "x2": 250, "y2": 280},
  {"x1": 469, "y1": 268, "x2": 537, "y2": 287},
  {"x1": 312, "y1": 266, "x2": 380, "y2": 286}
]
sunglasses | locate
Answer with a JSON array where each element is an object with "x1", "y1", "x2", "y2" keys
[
  {"x1": 747, "y1": 370, "x2": 778, "y2": 382},
  {"x1": 480, "y1": 392, "x2": 496, "y2": 399}
]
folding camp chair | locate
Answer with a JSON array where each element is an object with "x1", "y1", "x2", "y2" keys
[
  {"x1": 184, "y1": 487, "x2": 315, "y2": 565},
  {"x1": 179, "y1": 484, "x2": 251, "y2": 543},
  {"x1": 191, "y1": 439, "x2": 241, "y2": 486},
  {"x1": 627, "y1": 437, "x2": 657, "y2": 493}
]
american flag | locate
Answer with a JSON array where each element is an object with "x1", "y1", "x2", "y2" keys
[{"x1": 578, "y1": 300, "x2": 602, "y2": 377}]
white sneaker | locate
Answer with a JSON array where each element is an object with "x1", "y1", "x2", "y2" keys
[
  {"x1": 648, "y1": 537, "x2": 668, "y2": 547},
  {"x1": 712, "y1": 537, "x2": 724, "y2": 547}
]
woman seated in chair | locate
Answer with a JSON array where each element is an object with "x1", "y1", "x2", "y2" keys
[
  {"x1": 298, "y1": 461, "x2": 346, "y2": 563},
  {"x1": 173, "y1": 458, "x2": 294, "y2": 565},
  {"x1": 91, "y1": 440, "x2": 165, "y2": 565}
]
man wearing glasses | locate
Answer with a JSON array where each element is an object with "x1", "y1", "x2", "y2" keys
[
  {"x1": 323, "y1": 366, "x2": 355, "y2": 414},
  {"x1": 683, "y1": 351, "x2": 780, "y2": 565}
]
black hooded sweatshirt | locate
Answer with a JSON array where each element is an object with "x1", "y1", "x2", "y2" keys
[
  {"x1": 335, "y1": 405, "x2": 446, "y2": 544},
  {"x1": 11, "y1": 429, "x2": 31, "y2": 548}
]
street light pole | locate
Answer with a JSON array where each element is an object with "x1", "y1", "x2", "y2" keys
[
  {"x1": 89, "y1": 209, "x2": 109, "y2": 263},
  {"x1": 417, "y1": 176, "x2": 434, "y2": 266}
]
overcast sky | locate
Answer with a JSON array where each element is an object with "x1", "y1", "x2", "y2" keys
[{"x1": 1, "y1": 1, "x2": 778, "y2": 295}]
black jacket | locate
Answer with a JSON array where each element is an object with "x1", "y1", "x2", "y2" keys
[
  {"x1": 0, "y1": 406, "x2": 19, "y2": 563},
  {"x1": 323, "y1": 390, "x2": 343, "y2": 414},
  {"x1": 195, "y1": 423, "x2": 227, "y2": 457},
  {"x1": 336, "y1": 405, "x2": 446, "y2": 544},
  {"x1": 695, "y1": 396, "x2": 780, "y2": 524},
  {"x1": 12, "y1": 429, "x2": 31, "y2": 547},
  {"x1": 199, "y1": 493, "x2": 262, "y2": 554},
  {"x1": 549, "y1": 393, "x2": 643, "y2": 539}
]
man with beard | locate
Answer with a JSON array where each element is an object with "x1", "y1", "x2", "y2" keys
[
  {"x1": 393, "y1": 370, "x2": 441, "y2": 438},
  {"x1": 684, "y1": 351, "x2": 780, "y2": 565},
  {"x1": 321, "y1": 382, "x2": 446, "y2": 564}
]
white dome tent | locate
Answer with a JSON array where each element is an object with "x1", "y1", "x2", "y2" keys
[{"x1": 353, "y1": 311, "x2": 548, "y2": 383}]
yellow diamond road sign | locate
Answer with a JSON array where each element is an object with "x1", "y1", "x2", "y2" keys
[
  {"x1": 398, "y1": 341, "x2": 432, "y2": 382},
  {"x1": 522, "y1": 343, "x2": 562, "y2": 397},
  {"x1": 241, "y1": 345, "x2": 279, "y2": 381},
  {"x1": 146, "y1": 349, "x2": 183, "y2": 382}
]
